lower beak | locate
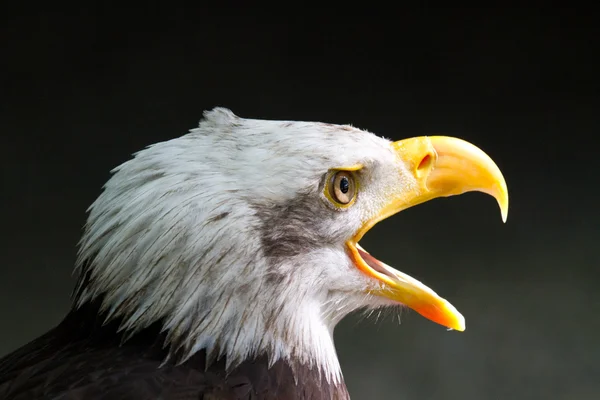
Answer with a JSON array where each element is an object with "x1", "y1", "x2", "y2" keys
[{"x1": 347, "y1": 136, "x2": 508, "y2": 332}]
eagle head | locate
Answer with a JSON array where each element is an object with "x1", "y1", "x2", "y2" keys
[{"x1": 74, "y1": 108, "x2": 508, "y2": 383}]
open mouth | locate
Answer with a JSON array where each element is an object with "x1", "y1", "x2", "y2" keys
[
  {"x1": 346, "y1": 236, "x2": 466, "y2": 332},
  {"x1": 339, "y1": 135, "x2": 508, "y2": 332},
  {"x1": 356, "y1": 244, "x2": 397, "y2": 281}
]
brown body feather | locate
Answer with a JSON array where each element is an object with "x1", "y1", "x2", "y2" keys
[{"x1": 0, "y1": 300, "x2": 349, "y2": 400}]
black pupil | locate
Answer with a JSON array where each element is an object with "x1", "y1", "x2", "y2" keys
[{"x1": 339, "y1": 176, "x2": 349, "y2": 194}]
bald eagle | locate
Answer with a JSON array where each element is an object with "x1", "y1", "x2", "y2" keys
[{"x1": 0, "y1": 108, "x2": 508, "y2": 399}]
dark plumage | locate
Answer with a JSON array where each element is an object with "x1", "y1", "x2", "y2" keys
[{"x1": 0, "y1": 299, "x2": 348, "y2": 400}]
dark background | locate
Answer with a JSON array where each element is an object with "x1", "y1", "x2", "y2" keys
[{"x1": 2, "y1": 7, "x2": 598, "y2": 400}]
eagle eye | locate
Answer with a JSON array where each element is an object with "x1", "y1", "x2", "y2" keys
[{"x1": 326, "y1": 170, "x2": 358, "y2": 207}]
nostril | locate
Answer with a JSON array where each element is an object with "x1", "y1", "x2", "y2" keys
[{"x1": 416, "y1": 153, "x2": 433, "y2": 176}]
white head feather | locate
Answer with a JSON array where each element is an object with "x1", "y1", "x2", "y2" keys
[{"x1": 75, "y1": 108, "x2": 417, "y2": 383}]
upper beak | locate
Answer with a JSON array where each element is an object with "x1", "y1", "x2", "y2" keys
[{"x1": 347, "y1": 136, "x2": 508, "y2": 332}]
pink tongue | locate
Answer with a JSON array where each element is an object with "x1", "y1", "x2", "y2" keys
[{"x1": 357, "y1": 247, "x2": 396, "y2": 280}]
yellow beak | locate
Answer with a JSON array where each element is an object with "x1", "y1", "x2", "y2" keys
[{"x1": 346, "y1": 136, "x2": 508, "y2": 331}]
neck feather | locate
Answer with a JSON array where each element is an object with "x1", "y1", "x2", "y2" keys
[
  {"x1": 73, "y1": 268, "x2": 344, "y2": 385},
  {"x1": 54, "y1": 298, "x2": 349, "y2": 399}
]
